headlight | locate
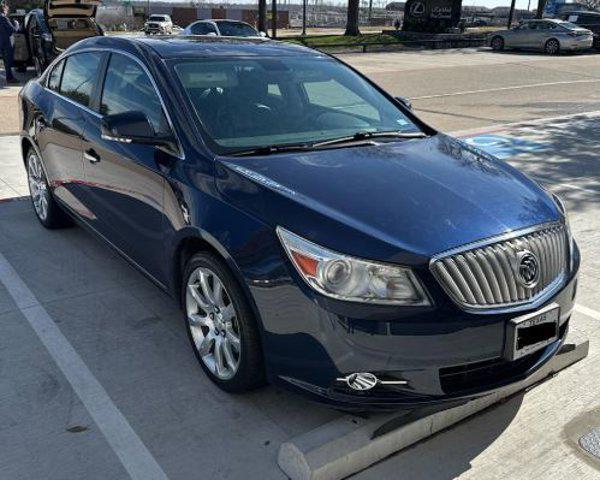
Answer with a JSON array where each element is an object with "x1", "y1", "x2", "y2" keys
[{"x1": 277, "y1": 227, "x2": 430, "y2": 306}]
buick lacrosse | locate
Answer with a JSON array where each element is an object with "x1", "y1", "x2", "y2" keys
[{"x1": 19, "y1": 36, "x2": 579, "y2": 409}]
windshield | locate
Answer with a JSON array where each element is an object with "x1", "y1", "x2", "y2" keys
[
  {"x1": 217, "y1": 21, "x2": 258, "y2": 37},
  {"x1": 149, "y1": 15, "x2": 168, "y2": 22},
  {"x1": 173, "y1": 57, "x2": 422, "y2": 154},
  {"x1": 559, "y1": 21, "x2": 583, "y2": 29}
]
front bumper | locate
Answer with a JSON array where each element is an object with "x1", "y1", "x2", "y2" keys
[
  {"x1": 250, "y1": 241, "x2": 580, "y2": 411},
  {"x1": 563, "y1": 36, "x2": 594, "y2": 50}
]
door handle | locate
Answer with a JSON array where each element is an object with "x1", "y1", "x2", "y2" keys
[{"x1": 84, "y1": 149, "x2": 101, "y2": 164}]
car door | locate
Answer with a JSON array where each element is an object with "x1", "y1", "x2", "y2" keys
[
  {"x1": 35, "y1": 52, "x2": 103, "y2": 219},
  {"x1": 533, "y1": 22, "x2": 553, "y2": 49},
  {"x1": 504, "y1": 23, "x2": 529, "y2": 48},
  {"x1": 80, "y1": 51, "x2": 178, "y2": 283}
]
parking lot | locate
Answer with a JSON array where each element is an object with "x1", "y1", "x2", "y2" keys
[{"x1": 2, "y1": 48, "x2": 600, "y2": 479}]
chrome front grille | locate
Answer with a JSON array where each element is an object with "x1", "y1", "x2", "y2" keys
[{"x1": 430, "y1": 224, "x2": 568, "y2": 309}]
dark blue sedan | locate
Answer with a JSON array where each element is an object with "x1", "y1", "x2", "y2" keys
[{"x1": 18, "y1": 35, "x2": 579, "y2": 410}]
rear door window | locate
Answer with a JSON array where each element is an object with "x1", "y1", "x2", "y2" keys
[
  {"x1": 48, "y1": 59, "x2": 64, "y2": 91},
  {"x1": 59, "y1": 52, "x2": 103, "y2": 107},
  {"x1": 190, "y1": 22, "x2": 218, "y2": 35}
]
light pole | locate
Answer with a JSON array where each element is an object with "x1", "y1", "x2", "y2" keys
[
  {"x1": 272, "y1": 0, "x2": 277, "y2": 38},
  {"x1": 302, "y1": 0, "x2": 307, "y2": 36}
]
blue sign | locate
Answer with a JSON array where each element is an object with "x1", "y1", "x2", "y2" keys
[{"x1": 464, "y1": 135, "x2": 548, "y2": 159}]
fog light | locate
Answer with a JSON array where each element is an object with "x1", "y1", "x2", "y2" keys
[{"x1": 336, "y1": 372, "x2": 409, "y2": 391}]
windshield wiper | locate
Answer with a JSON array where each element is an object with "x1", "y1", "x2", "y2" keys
[
  {"x1": 228, "y1": 131, "x2": 428, "y2": 157},
  {"x1": 229, "y1": 144, "x2": 315, "y2": 157},
  {"x1": 312, "y1": 131, "x2": 428, "y2": 148}
]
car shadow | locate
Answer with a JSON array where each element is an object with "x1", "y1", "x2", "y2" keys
[
  {"x1": 353, "y1": 393, "x2": 524, "y2": 479},
  {"x1": 487, "y1": 113, "x2": 600, "y2": 215}
]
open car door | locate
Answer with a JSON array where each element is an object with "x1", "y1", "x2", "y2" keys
[{"x1": 44, "y1": 0, "x2": 103, "y2": 52}]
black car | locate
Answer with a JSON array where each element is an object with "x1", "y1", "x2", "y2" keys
[
  {"x1": 17, "y1": 0, "x2": 103, "y2": 76},
  {"x1": 19, "y1": 36, "x2": 579, "y2": 410},
  {"x1": 562, "y1": 11, "x2": 600, "y2": 49}
]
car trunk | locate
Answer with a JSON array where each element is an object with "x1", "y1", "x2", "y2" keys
[{"x1": 44, "y1": 0, "x2": 102, "y2": 52}]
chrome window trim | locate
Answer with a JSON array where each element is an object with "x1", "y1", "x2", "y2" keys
[
  {"x1": 429, "y1": 221, "x2": 570, "y2": 314},
  {"x1": 42, "y1": 47, "x2": 185, "y2": 160}
]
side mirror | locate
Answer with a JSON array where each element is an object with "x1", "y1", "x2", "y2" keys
[
  {"x1": 395, "y1": 96, "x2": 413, "y2": 110},
  {"x1": 101, "y1": 111, "x2": 174, "y2": 149},
  {"x1": 259, "y1": 31, "x2": 267, "y2": 38}
]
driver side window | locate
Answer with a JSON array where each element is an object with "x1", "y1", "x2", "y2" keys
[{"x1": 100, "y1": 53, "x2": 170, "y2": 135}]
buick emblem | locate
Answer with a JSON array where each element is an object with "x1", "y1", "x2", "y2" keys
[{"x1": 515, "y1": 250, "x2": 540, "y2": 288}]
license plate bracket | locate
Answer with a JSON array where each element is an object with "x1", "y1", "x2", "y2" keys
[{"x1": 505, "y1": 303, "x2": 560, "y2": 361}]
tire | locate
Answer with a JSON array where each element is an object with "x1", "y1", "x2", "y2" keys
[
  {"x1": 545, "y1": 38, "x2": 560, "y2": 55},
  {"x1": 491, "y1": 36, "x2": 504, "y2": 51},
  {"x1": 182, "y1": 251, "x2": 265, "y2": 393},
  {"x1": 26, "y1": 149, "x2": 72, "y2": 229}
]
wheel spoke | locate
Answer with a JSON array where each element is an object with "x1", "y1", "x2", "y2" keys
[
  {"x1": 197, "y1": 335, "x2": 214, "y2": 357},
  {"x1": 188, "y1": 313, "x2": 208, "y2": 327},
  {"x1": 213, "y1": 279, "x2": 224, "y2": 308},
  {"x1": 188, "y1": 284, "x2": 209, "y2": 310},
  {"x1": 214, "y1": 340, "x2": 226, "y2": 375},
  {"x1": 222, "y1": 339, "x2": 236, "y2": 368},
  {"x1": 199, "y1": 270, "x2": 216, "y2": 305},
  {"x1": 225, "y1": 325, "x2": 240, "y2": 351}
]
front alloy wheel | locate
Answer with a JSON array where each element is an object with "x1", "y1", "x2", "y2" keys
[
  {"x1": 186, "y1": 266, "x2": 241, "y2": 380},
  {"x1": 183, "y1": 252, "x2": 265, "y2": 392}
]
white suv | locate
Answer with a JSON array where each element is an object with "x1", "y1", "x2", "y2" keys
[{"x1": 144, "y1": 14, "x2": 173, "y2": 35}]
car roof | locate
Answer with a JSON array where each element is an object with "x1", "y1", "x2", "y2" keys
[
  {"x1": 568, "y1": 10, "x2": 600, "y2": 16},
  {"x1": 71, "y1": 35, "x2": 321, "y2": 60}
]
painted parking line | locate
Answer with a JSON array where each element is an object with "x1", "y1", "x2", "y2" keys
[
  {"x1": 451, "y1": 110, "x2": 600, "y2": 139},
  {"x1": 0, "y1": 252, "x2": 169, "y2": 480},
  {"x1": 575, "y1": 304, "x2": 600, "y2": 322},
  {"x1": 412, "y1": 79, "x2": 600, "y2": 100}
]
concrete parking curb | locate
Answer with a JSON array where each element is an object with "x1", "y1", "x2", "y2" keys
[{"x1": 278, "y1": 329, "x2": 589, "y2": 480}]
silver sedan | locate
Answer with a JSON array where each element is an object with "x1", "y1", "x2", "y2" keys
[{"x1": 490, "y1": 19, "x2": 593, "y2": 54}]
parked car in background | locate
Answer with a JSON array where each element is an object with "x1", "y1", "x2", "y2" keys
[
  {"x1": 144, "y1": 14, "x2": 173, "y2": 35},
  {"x1": 490, "y1": 19, "x2": 593, "y2": 54},
  {"x1": 182, "y1": 19, "x2": 265, "y2": 38},
  {"x1": 562, "y1": 11, "x2": 600, "y2": 49},
  {"x1": 19, "y1": 35, "x2": 579, "y2": 410},
  {"x1": 20, "y1": 0, "x2": 103, "y2": 76}
]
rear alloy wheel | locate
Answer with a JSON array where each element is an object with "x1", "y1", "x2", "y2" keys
[
  {"x1": 183, "y1": 252, "x2": 265, "y2": 392},
  {"x1": 26, "y1": 150, "x2": 71, "y2": 228},
  {"x1": 491, "y1": 36, "x2": 504, "y2": 51},
  {"x1": 545, "y1": 38, "x2": 560, "y2": 55}
]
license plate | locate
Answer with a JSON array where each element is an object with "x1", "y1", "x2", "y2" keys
[{"x1": 505, "y1": 303, "x2": 560, "y2": 361}]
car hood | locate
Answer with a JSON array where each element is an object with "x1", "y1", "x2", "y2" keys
[
  {"x1": 216, "y1": 134, "x2": 560, "y2": 264},
  {"x1": 44, "y1": 0, "x2": 100, "y2": 19}
]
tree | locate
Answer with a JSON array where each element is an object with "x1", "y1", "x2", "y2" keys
[
  {"x1": 345, "y1": 0, "x2": 361, "y2": 36},
  {"x1": 258, "y1": 0, "x2": 267, "y2": 34},
  {"x1": 580, "y1": 0, "x2": 600, "y2": 9}
]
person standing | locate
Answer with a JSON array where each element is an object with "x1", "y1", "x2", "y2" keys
[{"x1": 0, "y1": 2, "x2": 19, "y2": 85}]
